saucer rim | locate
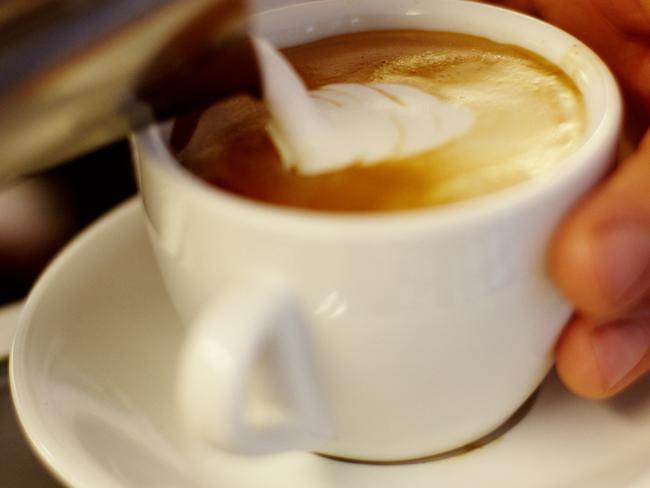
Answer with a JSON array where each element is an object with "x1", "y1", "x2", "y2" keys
[{"x1": 10, "y1": 198, "x2": 142, "y2": 488}]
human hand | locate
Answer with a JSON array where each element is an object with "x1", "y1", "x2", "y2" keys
[{"x1": 488, "y1": 0, "x2": 650, "y2": 398}]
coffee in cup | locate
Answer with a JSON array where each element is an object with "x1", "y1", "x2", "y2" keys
[{"x1": 173, "y1": 29, "x2": 586, "y2": 212}]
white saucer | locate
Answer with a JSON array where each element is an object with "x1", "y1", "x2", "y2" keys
[{"x1": 10, "y1": 199, "x2": 650, "y2": 488}]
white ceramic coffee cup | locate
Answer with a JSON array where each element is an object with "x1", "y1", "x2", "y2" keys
[{"x1": 132, "y1": 0, "x2": 621, "y2": 463}]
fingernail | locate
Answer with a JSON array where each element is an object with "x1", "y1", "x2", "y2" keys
[
  {"x1": 593, "y1": 320, "x2": 650, "y2": 390},
  {"x1": 597, "y1": 223, "x2": 650, "y2": 306}
]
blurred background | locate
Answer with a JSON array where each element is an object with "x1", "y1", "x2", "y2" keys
[
  {"x1": 0, "y1": 141, "x2": 137, "y2": 306},
  {"x1": 0, "y1": 0, "x2": 301, "y2": 305}
]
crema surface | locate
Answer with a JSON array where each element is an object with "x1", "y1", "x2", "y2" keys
[{"x1": 173, "y1": 30, "x2": 586, "y2": 212}]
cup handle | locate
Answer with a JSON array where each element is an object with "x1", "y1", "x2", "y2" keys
[{"x1": 176, "y1": 280, "x2": 333, "y2": 455}]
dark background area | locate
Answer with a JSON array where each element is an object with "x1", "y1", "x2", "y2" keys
[{"x1": 0, "y1": 140, "x2": 137, "y2": 305}]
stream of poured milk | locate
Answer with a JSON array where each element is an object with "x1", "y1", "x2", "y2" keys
[{"x1": 252, "y1": 36, "x2": 476, "y2": 175}]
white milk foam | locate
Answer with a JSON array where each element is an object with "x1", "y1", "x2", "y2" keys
[{"x1": 252, "y1": 36, "x2": 476, "y2": 175}]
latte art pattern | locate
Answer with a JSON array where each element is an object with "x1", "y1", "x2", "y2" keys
[
  {"x1": 272, "y1": 82, "x2": 476, "y2": 175},
  {"x1": 253, "y1": 37, "x2": 475, "y2": 175},
  {"x1": 174, "y1": 30, "x2": 587, "y2": 212}
]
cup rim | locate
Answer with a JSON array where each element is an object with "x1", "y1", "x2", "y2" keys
[{"x1": 135, "y1": 0, "x2": 622, "y2": 233}]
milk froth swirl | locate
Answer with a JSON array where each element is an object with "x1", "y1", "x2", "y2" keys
[{"x1": 253, "y1": 36, "x2": 476, "y2": 175}]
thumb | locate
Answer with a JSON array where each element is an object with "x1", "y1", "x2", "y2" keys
[{"x1": 550, "y1": 130, "x2": 650, "y2": 319}]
